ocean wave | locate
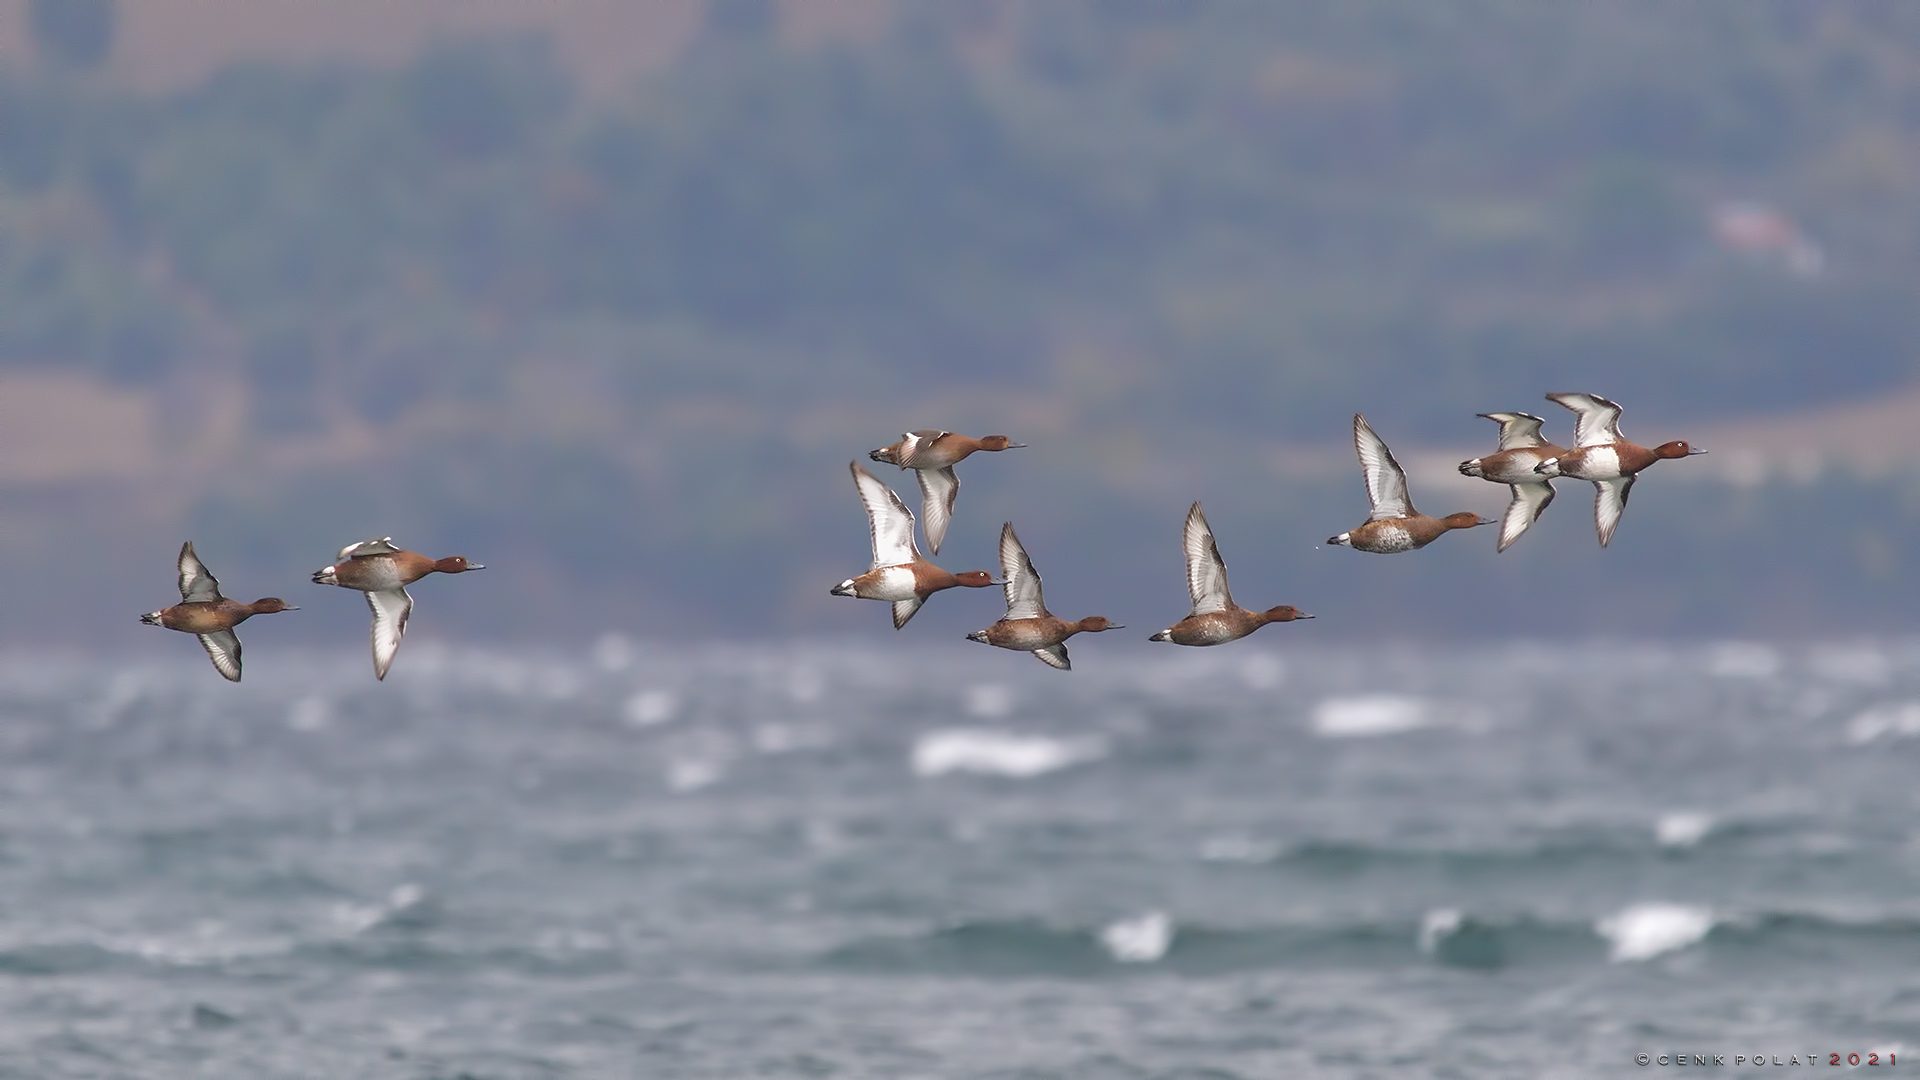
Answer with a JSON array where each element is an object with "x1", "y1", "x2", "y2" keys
[
  {"x1": 1597, "y1": 902, "x2": 1713, "y2": 961},
  {"x1": 911, "y1": 728, "x2": 1107, "y2": 779}
]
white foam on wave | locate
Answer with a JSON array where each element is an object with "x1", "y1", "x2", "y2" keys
[
  {"x1": 666, "y1": 759, "x2": 723, "y2": 792},
  {"x1": 1845, "y1": 702, "x2": 1920, "y2": 744},
  {"x1": 911, "y1": 728, "x2": 1106, "y2": 779},
  {"x1": 1417, "y1": 908, "x2": 1463, "y2": 953},
  {"x1": 1312, "y1": 695, "x2": 1429, "y2": 738},
  {"x1": 1099, "y1": 911, "x2": 1173, "y2": 963},
  {"x1": 1707, "y1": 643, "x2": 1779, "y2": 680},
  {"x1": 624, "y1": 689, "x2": 679, "y2": 727},
  {"x1": 1656, "y1": 812, "x2": 1714, "y2": 848},
  {"x1": 1596, "y1": 902, "x2": 1713, "y2": 962}
]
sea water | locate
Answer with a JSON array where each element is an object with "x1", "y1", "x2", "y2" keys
[{"x1": 0, "y1": 639, "x2": 1917, "y2": 1078}]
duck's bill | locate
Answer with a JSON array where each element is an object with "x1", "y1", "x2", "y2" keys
[{"x1": 1686, "y1": 447, "x2": 1708, "y2": 455}]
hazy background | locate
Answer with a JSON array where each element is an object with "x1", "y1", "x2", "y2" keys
[{"x1": 3, "y1": 0, "x2": 1919, "y2": 658}]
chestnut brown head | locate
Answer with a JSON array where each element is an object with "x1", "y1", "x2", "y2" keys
[
  {"x1": 1261, "y1": 605, "x2": 1312, "y2": 623},
  {"x1": 978, "y1": 435, "x2": 1026, "y2": 451},
  {"x1": 1654, "y1": 440, "x2": 1704, "y2": 459},
  {"x1": 1075, "y1": 615, "x2": 1122, "y2": 632},
  {"x1": 250, "y1": 598, "x2": 298, "y2": 614},
  {"x1": 954, "y1": 570, "x2": 997, "y2": 588},
  {"x1": 434, "y1": 555, "x2": 485, "y2": 573},
  {"x1": 1444, "y1": 512, "x2": 1494, "y2": 530}
]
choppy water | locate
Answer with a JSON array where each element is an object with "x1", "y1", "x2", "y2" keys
[{"x1": 3, "y1": 638, "x2": 1920, "y2": 1078}]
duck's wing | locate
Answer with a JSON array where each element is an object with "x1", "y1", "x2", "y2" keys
[
  {"x1": 891, "y1": 595, "x2": 925, "y2": 630},
  {"x1": 998, "y1": 522, "x2": 1047, "y2": 621},
  {"x1": 1181, "y1": 502, "x2": 1233, "y2": 616},
  {"x1": 338, "y1": 537, "x2": 402, "y2": 562},
  {"x1": 366, "y1": 587, "x2": 413, "y2": 680},
  {"x1": 177, "y1": 541, "x2": 222, "y2": 603},
  {"x1": 1546, "y1": 393, "x2": 1625, "y2": 448},
  {"x1": 197, "y1": 629, "x2": 242, "y2": 682},
  {"x1": 1031, "y1": 642, "x2": 1071, "y2": 670},
  {"x1": 895, "y1": 430, "x2": 951, "y2": 469},
  {"x1": 1479, "y1": 412, "x2": 1549, "y2": 451},
  {"x1": 1353, "y1": 414, "x2": 1416, "y2": 521},
  {"x1": 1593, "y1": 476, "x2": 1635, "y2": 547},
  {"x1": 1497, "y1": 482, "x2": 1556, "y2": 553},
  {"x1": 917, "y1": 467, "x2": 960, "y2": 556},
  {"x1": 850, "y1": 462, "x2": 918, "y2": 569}
]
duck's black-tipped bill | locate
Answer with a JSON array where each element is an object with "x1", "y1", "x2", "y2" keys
[
  {"x1": 1686, "y1": 447, "x2": 1708, "y2": 456},
  {"x1": 1296, "y1": 613, "x2": 1316, "y2": 619}
]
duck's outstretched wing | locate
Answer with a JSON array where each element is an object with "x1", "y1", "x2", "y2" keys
[
  {"x1": 1479, "y1": 412, "x2": 1550, "y2": 451},
  {"x1": 338, "y1": 537, "x2": 402, "y2": 562},
  {"x1": 1546, "y1": 393, "x2": 1625, "y2": 448},
  {"x1": 891, "y1": 595, "x2": 925, "y2": 630},
  {"x1": 850, "y1": 462, "x2": 918, "y2": 569},
  {"x1": 1353, "y1": 414, "x2": 1415, "y2": 521},
  {"x1": 998, "y1": 522, "x2": 1047, "y2": 621},
  {"x1": 1497, "y1": 482, "x2": 1555, "y2": 553},
  {"x1": 367, "y1": 587, "x2": 413, "y2": 680},
  {"x1": 177, "y1": 541, "x2": 222, "y2": 603},
  {"x1": 918, "y1": 467, "x2": 959, "y2": 556},
  {"x1": 198, "y1": 629, "x2": 242, "y2": 682},
  {"x1": 1593, "y1": 476, "x2": 1635, "y2": 547},
  {"x1": 1031, "y1": 643, "x2": 1070, "y2": 670},
  {"x1": 1182, "y1": 502, "x2": 1233, "y2": 616}
]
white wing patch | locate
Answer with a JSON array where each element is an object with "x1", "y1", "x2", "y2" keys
[
  {"x1": 1497, "y1": 481, "x2": 1556, "y2": 553},
  {"x1": 1593, "y1": 476, "x2": 1635, "y2": 547},
  {"x1": 890, "y1": 595, "x2": 925, "y2": 630},
  {"x1": 367, "y1": 587, "x2": 413, "y2": 680},
  {"x1": 1482, "y1": 412, "x2": 1549, "y2": 451},
  {"x1": 851, "y1": 462, "x2": 919, "y2": 569},
  {"x1": 1182, "y1": 502, "x2": 1233, "y2": 616},
  {"x1": 918, "y1": 466, "x2": 960, "y2": 556},
  {"x1": 998, "y1": 523, "x2": 1048, "y2": 621},
  {"x1": 1353, "y1": 414, "x2": 1415, "y2": 521},
  {"x1": 338, "y1": 537, "x2": 401, "y2": 562},
  {"x1": 177, "y1": 541, "x2": 222, "y2": 604},
  {"x1": 198, "y1": 629, "x2": 242, "y2": 682},
  {"x1": 1031, "y1": 643, "x2": 1071, "y2": 670},
  {"x1": 1547, "y1": 393, "x2": 1625, "y2": 449}
]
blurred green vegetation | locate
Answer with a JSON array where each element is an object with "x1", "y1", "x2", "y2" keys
[{"x1": 6, "y1": 1, "x2": 1920, "y2": 636}]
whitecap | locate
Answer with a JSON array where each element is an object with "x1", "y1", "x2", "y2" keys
[
  {"x1": 624, "y1": 689, "x2": 679, "y2": 727},
  {"x1": 1312, "y1": 694, "x2": 1429, "y2": 738},
  {"x1": 1707, "y1": 643, "x2": 1779, "y2": 680},
  {"x1": 1596, "y1": 902, "x2": 1713, "y2": 962},
  {"x1": 966, "y1": 684, "x2": 1014, "y2": 719},
  {"x1": 1417, "y1": 908, "x2": 1463, "y2": 954},
  {"x1": 667, "y1": 759, "x2": 723, "y2": 792},
  {"x1": 1100, "y1": 911, "x2": 1172, "y2": 963},
  {"x1": 1845, "y1": 702, "x2": 1920, "y2": 744},
  {"x1": 1656, "y1": 812, "x2": 1714, "y2": 849},
  {"x1": 911, "y1": 728, "x2": 1106, "y2": 779}
]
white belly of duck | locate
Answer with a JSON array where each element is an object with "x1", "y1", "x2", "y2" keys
[
  {"x1": 1566, "y1": 446, "x2": 1623, "y2": 480},
  {"x1": 861, "y1": 565, "x2": 921, "y2": 601}
]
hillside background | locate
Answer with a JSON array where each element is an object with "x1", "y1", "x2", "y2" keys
[{"x1": 2, "y1": 0, "x2": 1919, "y2": 655}]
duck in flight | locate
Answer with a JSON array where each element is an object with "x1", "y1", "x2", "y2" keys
[
  {"x1": 1533, "y1": 392, "x2": 1704, "y2": 546},
  {"x1": 1151, "y1": 502, "x2": 1311, "y2": 646},
  {"x1": 140, "y1": 541, "x2": 296, "y2": 682},
  {"x1": 832, "y1": 462, "x2": 996, "y2": 629},
  {"x1": 868, "y1": 430, "x2": 1025, "y2": 555},
  {"x1": 966, "y1": 523, "x2": 1120, "y2": 669},
  {"x1": 312, "y1": 538, "x2": 484, "y2": 679},
  {"x1": 1458, "y1": 412, "x2": 1566, "y2": 553},
  {"x1": 1330, "y1": 414, "x2": 1492, "y2": 553}
]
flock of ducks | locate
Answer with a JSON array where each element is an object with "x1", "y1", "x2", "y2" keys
[
  {"x1": 834, "y1": 392, "x2": 1701, "y2": 670},
  {"x1": 140, "y1": 392, "x2": 1699, "y2": 681}
]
